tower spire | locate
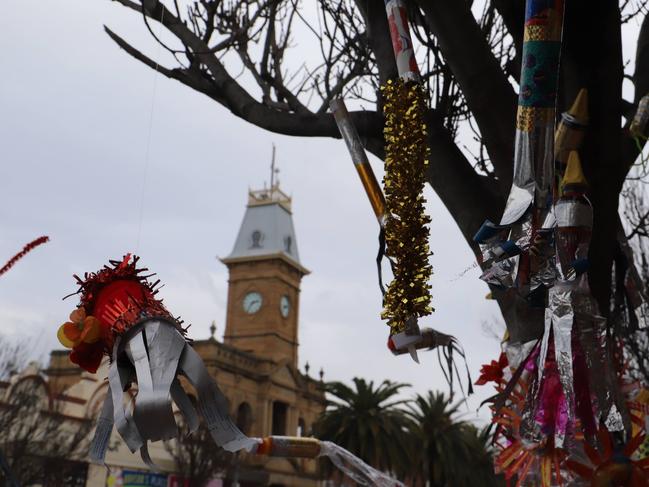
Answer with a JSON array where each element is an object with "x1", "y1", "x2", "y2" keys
[{"x1": 270, "y1": 144, "x2": 280, "y2": 191}]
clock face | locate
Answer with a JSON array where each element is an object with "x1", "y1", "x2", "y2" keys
[
  {"x1": 280, "y1": 295, "x2": 291, "y2": 318},
  {"x1": 243, "y1": 292, "x2": 263, "y2": 314}
]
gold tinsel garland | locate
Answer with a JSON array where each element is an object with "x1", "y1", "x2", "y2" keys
[{"x1": 380, "y1": 78, "x2": 433, "y2": 333}]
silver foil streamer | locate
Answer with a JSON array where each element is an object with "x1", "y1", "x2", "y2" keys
[
  {"x1": 480, "y1": 256, "x2": 517, "y2": 288},
  {"x1": 500, "y1": 127, "x2": 554, "y2": 226},
  {"x1": 90, "y1": 319, "x2": 255, "y2": 466},
  {"x1": 574, "y1": 295, "x2": 611, "y2": 427},
  {"x1": 500, "y1": 129, "x2": 535, "y2": 226},
  {"x1": 545, "y1": 284, "x2": 576, "y2": 449},
  {"x1": 479, "y1": 215, "x2": 532, "y2": 289},
  {"x1": 319, "y1": 441, "x2": 405, "y2": 487},
  {"x1": 572, "y1": 280, "x2": 627, "y2": 434},
  {"x1": 519, "y1": 285, "x2": 576, "y2": 449}
]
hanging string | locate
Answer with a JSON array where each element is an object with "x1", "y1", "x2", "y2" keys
[{"x1": 135, "y1": 7, "x2": 165, "y2": 252}]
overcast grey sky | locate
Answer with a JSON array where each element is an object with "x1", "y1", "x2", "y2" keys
[{"x1": 0, "y1": 0, "x2": 642, "y2": 423}]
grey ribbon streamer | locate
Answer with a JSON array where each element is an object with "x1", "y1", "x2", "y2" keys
[
  {"x1": 89, "y1": 390, "x2": 114, "y2": 464},
  {"x1": 170, "y1": 379, "x2": 199, "y2": 434},
  {"x1": 89, "y1": 319, "x2": 255, "y2": 467},
  {"x1": 109, "y1": 346, "x2": 143, "y2": 454},
  {"x1": 126, "y1": 322, "x2": 185, "y2": 442},
  {"x1": 178, "y1": 344, "x2": 256, "y2": 452}
]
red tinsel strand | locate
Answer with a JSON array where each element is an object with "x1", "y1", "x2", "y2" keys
[{"x1": 0, "y1": 236, "x2": 49, "y2": 277}]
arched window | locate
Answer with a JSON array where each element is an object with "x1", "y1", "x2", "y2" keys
[{"x1": 236, "y1": 402, "x2": 253, "y2": 435}]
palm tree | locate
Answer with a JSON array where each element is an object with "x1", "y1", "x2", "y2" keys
[
  {"x1": 408, "y1": 392, "x2": 502, "y2": 487},
  {"x1": 314, "y1": 378, "x2": 413, "y2": 478}
]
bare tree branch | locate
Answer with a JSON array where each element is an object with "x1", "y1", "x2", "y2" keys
[{"x1": 415, "y1": 0, "x2": 516, "y2": 189}]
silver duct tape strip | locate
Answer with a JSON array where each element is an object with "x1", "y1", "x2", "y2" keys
[
  {"x1": 109, "y1": 349, "x2": 143, "y2": 453},
  {"x1": 91, "y1": 319, "x2": 256, "y2": 467},
  {"x1": 319, "y1": 441, "x2": 405, "y2": 487},
  {"x1": 170, "y1": 379, "x2": 199, "y2": 434},
  {"x1": 126, "y1": 331, "x2": 177, "y2": 444},
  {"x1": 178, "y1": 344, "x2": 257, "y2": 452},
  {"x1": 554, "y1": 200, "x2": 593, "y2": 228},
  {"x1": 132, "y1": 321, "x2": 185, "y2": 442},
  {"x1": 89, "y1": 391, "x2": 114, "y2": 464},
  {"x1": 547, "y1": 285, "x2": 575, "y2": 449}
]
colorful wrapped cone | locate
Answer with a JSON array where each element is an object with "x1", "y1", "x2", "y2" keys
[
  {"x1": 58, "y1": 255, "x2": 256, "y2": 467},
  {"x1": 476, "y1": 0, "x2": 565, "y2": 296},
  {"x1": 501, "y1": 0, "x2": 564, "y2": 224},
  {"x1": 554, "y1": 89, "x2": 589, "y2": 162}
]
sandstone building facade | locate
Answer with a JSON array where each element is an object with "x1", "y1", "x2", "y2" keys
[{"x1": 2, "y1": 184, "x2": 326, "y2": 486}]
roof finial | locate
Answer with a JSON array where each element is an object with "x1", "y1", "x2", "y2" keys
[
  {"x1": 270, "y1": 143, "x2": 280, "y2": 190},
  {"x1": 210, "y1": 320, "x2": 217, "y2": 340}
]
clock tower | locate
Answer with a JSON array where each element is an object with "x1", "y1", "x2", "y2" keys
[{"x1": 221, "y1": 183, "x2": 309, "y2": 366}]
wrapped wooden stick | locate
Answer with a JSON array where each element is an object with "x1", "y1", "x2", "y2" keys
[{"x1": 330, "y1": 99, "x2": 387, "y2": 226}]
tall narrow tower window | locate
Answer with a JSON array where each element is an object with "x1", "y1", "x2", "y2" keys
[
  {"x1": 250, "y1": 230, "x2": 264, "y2": 248},
  {"x1": 284, "y1": 236, "x2": 292, "y2": 253}
]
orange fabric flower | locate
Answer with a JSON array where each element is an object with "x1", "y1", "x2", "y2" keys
[
  {"x1": 57, "y1": 308, "x2": 101, "y2": 348},
  {"x1": 57, "y1": 308, "x2": 104, "y2": 373}
]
